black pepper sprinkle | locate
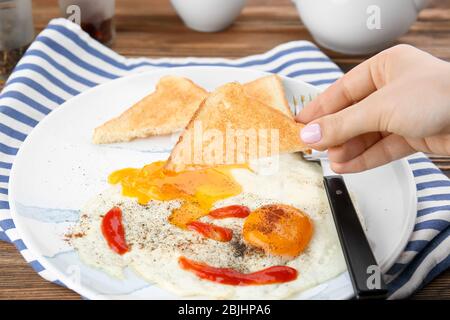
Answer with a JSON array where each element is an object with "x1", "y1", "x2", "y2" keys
[{"x1": 231, "y1": 240, "x2": 247, "y2": 258}]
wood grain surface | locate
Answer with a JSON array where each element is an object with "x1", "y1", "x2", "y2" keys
[{"x1": 0, "y1": 0, "x2": 449, "y2": 300}]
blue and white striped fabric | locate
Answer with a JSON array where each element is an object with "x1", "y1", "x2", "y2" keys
[{"x1": 0, "y1": 18, "x2": 448, "y2": 299}]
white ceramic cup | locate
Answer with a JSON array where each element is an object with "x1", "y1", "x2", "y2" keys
[
  {"x1": 170, "y1": 0, "x2": 246, "y2": 32},
  {"x1": 292, "y1": 0, "x2": 429, "y2": 55}
]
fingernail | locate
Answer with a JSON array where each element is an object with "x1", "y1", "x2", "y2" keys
[{"x1": 300, "y1": 123, "x2": 322, "y2": 144}]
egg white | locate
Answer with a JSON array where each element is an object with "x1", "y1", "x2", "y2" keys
[{"x1": 71, "y1": 153, "x2": 346, "y2": 299}]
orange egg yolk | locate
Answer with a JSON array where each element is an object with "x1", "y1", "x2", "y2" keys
[
  {"x1": 108, "y1": 161, "x2": 246, "y2": 228},
  {"x1": 243, "y1": 204, "x2": 313, "y2": 258}
]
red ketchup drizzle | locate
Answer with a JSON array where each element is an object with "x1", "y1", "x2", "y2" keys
[
  {"x1": 208, "y1": 205, "x2": 250, "y2": 219},
  {"x1": 179, "y1": 256, "x2": 298, "y2": 285},
  {"x1": 187, "y1": 221, "x2": 233, "y2": 242},
  {"x1": 101, "y1": 207, "x2": 129, "y2": 255}
]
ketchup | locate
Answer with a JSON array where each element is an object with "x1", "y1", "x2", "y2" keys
[
  {"x1": 101, "y1": 207, "x2": 129, "y2": 255},
  {"x1": 187, "y1": 221, "x2": 233, "y2": 242},
  {"x1": 208, "y1": 205, "x2": 250, "y2": 219},
  {"x1": 179, "y1": 256, "x2": 297, "y2": 285}
]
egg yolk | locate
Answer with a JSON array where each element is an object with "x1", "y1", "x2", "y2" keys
[
  {"x1": 243, "y1": 204, "x2": 313, "y2": 258},
  {"x1": 108, "y1": 161, "x2": 247, "y2": 228}
]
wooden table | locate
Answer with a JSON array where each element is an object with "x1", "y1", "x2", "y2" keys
[{"x1": 0, "y1": 0, "x2": 449, "y2": 300}]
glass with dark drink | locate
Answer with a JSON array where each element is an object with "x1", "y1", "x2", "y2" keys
[
  {"x1": 58, "y1": 0, "x2": 116, "y2": 46},
  {"x1": 0, "y1": 0, "x2": 34, "y2": 83}
]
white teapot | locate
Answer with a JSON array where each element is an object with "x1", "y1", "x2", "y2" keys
[{"x1": 292, "y1": 0, "x2": 429, "y2": 54}]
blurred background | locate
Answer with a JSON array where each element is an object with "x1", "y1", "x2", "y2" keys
[
  {"x1": 1, "y1": 0, "x2": 449, "y2": 83},
  {"x1": 24, "y1": 0, "x2": 450, "y2": 71}
]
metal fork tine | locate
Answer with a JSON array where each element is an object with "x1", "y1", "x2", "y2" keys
[{"x1": 294, "y1": 93, "x2": 315, "y2": 115}]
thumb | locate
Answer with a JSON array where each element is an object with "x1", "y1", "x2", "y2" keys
[{"x1": 299, "y1": 95, "x2": 383, "y2": 150}]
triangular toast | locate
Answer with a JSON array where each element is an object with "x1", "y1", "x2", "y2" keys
[
  {"x1": 93, "y1": 75, "x2": 293, "y2": 144},
  {"x1": 92, "y1": 75, "x2": 208, "y2": 144},
  {"x1": 244, "y1": 75, "x2": 293, "y2": 118},
  {"x1": 165, "y1": 82, "x2": 308, "y2": 172}
]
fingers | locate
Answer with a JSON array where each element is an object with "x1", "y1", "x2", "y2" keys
[
  {"x1": 404, "y1": 134, "x2": 450, "y2": 155},
  {"x1": 296, "y1": 52, "x2": 385, "y2": 124},
  {"x1": 299, "y1": 87, "x2": 390, "y2": 150},
  {"x1": 330, "y1": 134, "x2": 415, "y2": 173},
  {"x1": 328, "y1": 132, "x2": 382, "y2": 163}
]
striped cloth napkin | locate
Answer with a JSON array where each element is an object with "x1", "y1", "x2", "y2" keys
[{"x1": 0, "y1": 18, "x2": 448, "y2": 299}]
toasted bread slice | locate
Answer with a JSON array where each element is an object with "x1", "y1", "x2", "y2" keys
[
  {"x1": 165, "y1": 82, "x2": 308, "y2": 172},
  {"x1": 93, "y1": 75, "x2": 292, "y2": 144},
  {"x1": 244, "y1": 75, "x2": 293, "y2": 118},
  {"x1": 92, "y1": 75, "x2": 208, "y2": 144}
]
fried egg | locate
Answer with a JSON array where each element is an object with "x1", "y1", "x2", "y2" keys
[{"x1": 70, "y1": 153, "x2": 346, "y2": 299}]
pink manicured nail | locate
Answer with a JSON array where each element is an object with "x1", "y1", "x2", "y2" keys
[{"x1": 300, "y1": 123, "x2": 322, "y2": 144}]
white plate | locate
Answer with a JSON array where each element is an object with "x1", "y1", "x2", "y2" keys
[{"x1": 8, "y1": 66, "x2": 416, "y2": 300}]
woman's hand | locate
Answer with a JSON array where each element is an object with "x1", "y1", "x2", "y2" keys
[{"x1": 296, "y1": 44, "x2": 450, "y2": 173}]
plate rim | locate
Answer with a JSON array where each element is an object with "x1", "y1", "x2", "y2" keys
[
  {"x1": 8, "y1": 65, "x2": 417, "y2": 300},
  {"x1": 373, "y1": 159, "x2": 417, "y2": 272}
]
